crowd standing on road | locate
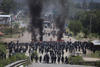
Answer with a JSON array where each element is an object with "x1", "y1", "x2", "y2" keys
[{"x1": 7, "y1": 41, "x2": 96, "y2": 64}]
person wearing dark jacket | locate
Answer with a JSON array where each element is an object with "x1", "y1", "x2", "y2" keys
[
  {"x1": 61, "y1": 56, "x2": 64, "y2": 64},
  {"x1": 39, "y1": 56, "x2": 42, "y2": 63},
  {"x1": 65, "y1": 56, "x2": 68, "y2": 64}
]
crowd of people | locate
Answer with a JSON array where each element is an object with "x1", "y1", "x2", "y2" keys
[
  {"x1": 7, "y1": 41, "x2": 29, "y2": 57},
  {"x1": 7, "y1": 41, "x2": 96, "y2": 64}
]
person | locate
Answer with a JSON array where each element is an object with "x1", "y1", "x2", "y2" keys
[
  {"x1": 54, "y1": 54, "x2": 57, "y2": 63},
  {"x1": 39, "y1": 56, "x2": 42, "y2": 63},
  {"x1": 31, "y1": 54, "x2": 34, "y2": 61},
  {"x1": 51, "y1": 54, "x2": 54, "y2": 63},
  {"x1": 61, "y1": 56, "x2": 64, "y2": 64},
  {"x1": 46, "y1": 54, "x2": 50, "y2": 63},
  {"x1": 65, "y1": 56, "x2": 68, "y2": 64},
  {"x1": 57, "y1": 56, "x2": 60, "y2": 64},
  {"x1": 34, "y1": 55, "x2": 38, "y2": 63},
  {"x1": 44, "y1": 53, "x2": 49, "y2": 63}
]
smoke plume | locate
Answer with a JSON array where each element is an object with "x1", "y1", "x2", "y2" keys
[
  {"x1": 28, "y1": 0, "x2": 69, "y2": 41},
  {"x1": 28, "y1": 0, "x2": 43, "y2": 41},
  {"x1": 42, "y1": 0, "x2": 69, "y2": 41},
  {"x1": 55, "y1": 0, "x2": 69, "y2": 40}
]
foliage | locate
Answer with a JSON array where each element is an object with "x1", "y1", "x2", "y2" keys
[
  {"x1": 13, "y1": 23, "x2": 20, "y2": 33},
  {"x1": 0, "y1": 53, "x2": 27, "y2": 67},
  {"x1": 0, "y1": 43, "x2": 6, "y2": 67},
  {"x1": 70, "y1": 10, "x2": 100, "y2": 38},
  {"x1": 1, "y1": 28, "x2": 13, "y2": 35},
  {"x1": 96, "y1": 61, "x2": 100, "y2": 67},
  {"x1": 0, "y1": 0, "x2": 16, "y2": 14},
  {"x1": 87, "y1": 51, "x2": 100, "y2": 58},
  {"x1": 78, "y1": 10, "x2": 100, "y2": 36},
  {"x1": 68, "y1": 20, "x2": 83, "y2": 35},
  {"x1": 77, "y1": 32, "x2": 85, "y2": 38},
  {"x1": 88, "y1": 33, "x2": 100, "y2": 39},
  {"x1": 0, "y1": 59, "x2": 7, "y2": 67},
  {"x1": 13, "y1": 53, "x2": 28, "y2": 60},
  {"x1": 1, "y1": 23, "x2": 20, "y2": 35},
  {"x1": 68, "y1": 56, "x2": 84, "y2": 64},
  {"x1": 20, "y1": 27, "x2": 26, "y2": 33},
  {"x1": 76, "y1": 32, "x2": 85, "y2": 40},
  {"x1": 0, "y1": 43, "x2": 6, "y2": 54}
]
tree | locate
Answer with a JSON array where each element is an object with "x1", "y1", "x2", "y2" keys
[
  {"x1": 0, "y1": 0, "x2": 16, "y2": 14},
  {"x1": 79, "y1": 12, "x2": 90, "y2": 36},
  {"x1": 79, "y1": 10, "x2": 100, "y2": 35},
  {"x1": 68, "y1": 20, "x2": 83, "y2": 35},
  {"x1": 13, "y1": 23, "x2": 20, "y2": 33}
]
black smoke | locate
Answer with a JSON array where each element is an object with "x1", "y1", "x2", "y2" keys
[
  {"x1": 55, "y1": 0, "x2": 69, "y2": 41},
  {"x1": 56, "y1": 15, "x2": 66, "y2": 41},
  {"x1": 42, "y1": 0, "x2": 69, "y2": 41},
  {"x1": 28, "y1": 0, "x2": 69, "y2": 41},
  {"x1": 28, "y1": 0, "x2": 43, "y2": 41}
]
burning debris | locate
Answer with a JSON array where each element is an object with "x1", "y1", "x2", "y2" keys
[{"x1": 28, "y1": 0, "x2": 69, "y2": 41}]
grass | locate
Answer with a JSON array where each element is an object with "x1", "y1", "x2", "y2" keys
[{"x1": 87, "y1": 51, "x2": 100, "y2": 58}]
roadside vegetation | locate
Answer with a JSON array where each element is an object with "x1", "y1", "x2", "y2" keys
[
  {"x1": 68, "y1": 56, "x2": 100, "y2": 67},
  {"x1": 87, "y1": 51, "x2": 100, "y2": 58},
  {"x1": 0, "y1": 23, "x2": 26, "y2": 39},
  {"x1": 68, "y1": 10, "x2": 100, "y2": 40},
  {"x1": 0, "y1": 43, "x2": 28, "y2": 67},
  {"x1": 68, "y1": 56, "x2": 84, "y2": 64}
]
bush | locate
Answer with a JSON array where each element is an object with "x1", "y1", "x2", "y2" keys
[
  {"x1": 68, "y1": 56, "x2": 84, "y2": 64},
  {"x1": 68, "y1": 20, "x2": 83, "y2": 35},
  {"x1": 87, "y1": 51, "x2": 100, "y2": 58},
  {"x1": 9, "y1": 53, "x2": 28, "y2": 62},
  {"x1": 14, "y1": 53, "x2": 28, "y2": 60},
  {"x1": 0, "y1": 59, "x2": 6, "y2": 67},
  {"x1": 0, "y1": 53, "x2": 28, "y2": 67},
  {"x1": 88, "y1": 33, "x2": 100, "y2": 39},
  {"x1": 96, "y1": 61, "x2": 100, "y2": 67},
  {"x1": 0, "y1": 43, "x2": 28, "y2": 67},
  {"x1": 1, "y1": 28, "x2": 12, "y2": 35},
  {"x1": 0, "y1": 43, "x2": 6, "y2": 54}
]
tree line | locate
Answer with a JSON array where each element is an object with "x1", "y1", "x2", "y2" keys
[{"x1": 68, "y1": 10, "x2": 100, "y2": 38}]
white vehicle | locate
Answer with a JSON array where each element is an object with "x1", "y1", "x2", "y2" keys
[{"x1": 0, "y1": 15, "x2": 11, "y2": 25}]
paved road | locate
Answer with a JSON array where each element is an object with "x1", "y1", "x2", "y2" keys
[{"x1": 28, "y1": 63, "x2": 94, "y2": 67}]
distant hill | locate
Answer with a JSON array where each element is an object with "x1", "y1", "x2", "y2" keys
[{"x1": 72, "y1": 0, "x2": 100, "y2": 3}]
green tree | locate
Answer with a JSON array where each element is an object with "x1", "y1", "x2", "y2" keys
[
  {"x1": 68, "y1": 20, "x2": 83, "y2": 35},
  {"x1": 13, "y1": 23, "x2": 19, "y2": 30},
  {"x1": 13, "y1": 23, "x2": 20, "y2": 33},
  {"x1": 79, "y1": 12, "x2": 90, "y2": 36},
  {"x1": 78, "y1": 10, "x2": 100, "y2": 37},
  {"x1": 0, "y1": 0, "x2": 16, "y2": 14},
  {"x1": 92, "y1": 10, "x2": 100, "y2": 35}
]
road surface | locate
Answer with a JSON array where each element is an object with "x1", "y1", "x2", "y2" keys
[{"x1": 28, "y1": 63, "x2": 94, "y2": 67}]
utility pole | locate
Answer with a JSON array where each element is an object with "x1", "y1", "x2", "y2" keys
[
  {"x1": 10, "y1": 15, "x2": 13, "y2": 38},
  {"x1": 90, "y1": 15, "x2": 92, "y2": 33},
  {"x1": 89, "y1": 0, "x2": 94, "y2": 33}
]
